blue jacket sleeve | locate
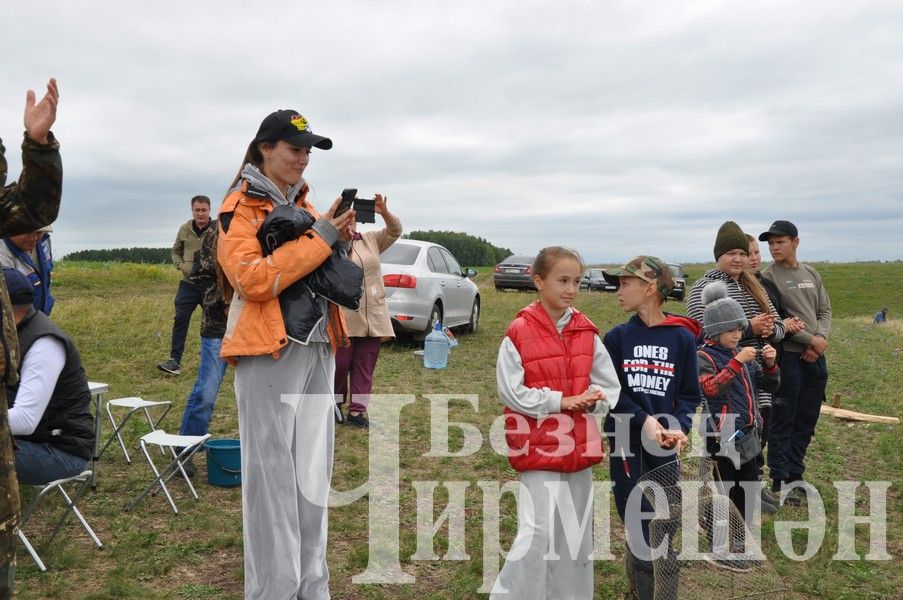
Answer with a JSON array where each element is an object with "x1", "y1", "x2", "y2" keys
[{"x1": 674, "y1": 332, "x2": 702, "y2": 433}]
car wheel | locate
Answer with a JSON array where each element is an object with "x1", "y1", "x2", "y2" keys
[{"x1": 465, "y1": 298, "x2": 480, "y2": 334}]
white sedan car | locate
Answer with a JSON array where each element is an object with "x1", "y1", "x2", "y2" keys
[{"x1": 379, "y1": 239, "x2": 481, "y2": 338}]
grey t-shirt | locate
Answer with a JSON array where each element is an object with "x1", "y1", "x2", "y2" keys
[{"x1": 761, "y1": 262, "x2": 832, "y2": 353}]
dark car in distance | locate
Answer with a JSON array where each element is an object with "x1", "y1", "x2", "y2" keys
[
  {"x1": 493, "y1": 255, "x2": 536, "y2": 291},
  {"x1": 580, "y1": 268, "x2": 617, "y2": 292},
  {"x1": 667, "y1": 263, "x2": 687, "y2": 301}
]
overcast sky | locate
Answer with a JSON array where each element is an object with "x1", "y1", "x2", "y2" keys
[{"x1": 2, "y1": 0, "x2": 902, "y2": 263}]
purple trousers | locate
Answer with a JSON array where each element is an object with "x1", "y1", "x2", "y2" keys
[{"x1": 334, "y1": 336, "x2": 383, "y2": 413}]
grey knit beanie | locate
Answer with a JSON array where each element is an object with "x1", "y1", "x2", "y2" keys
[
  {"x1": 702, "y1": 281, "x2": 748, "y2": 337},
  {"x1": 713, "y1": 221, "x2": 749, "y2": 260}
]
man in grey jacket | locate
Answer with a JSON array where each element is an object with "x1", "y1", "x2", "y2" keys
[
  {"x1": 760, "y1": 220, "x2": 832, "y2": 503},
  {"x1": 157, "y1": 195, "x2": 212, "y2": 375}
]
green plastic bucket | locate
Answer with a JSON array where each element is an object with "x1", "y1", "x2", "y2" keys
[{"x1": 205, "y1": 439, "x2": 241, "y2": 487}]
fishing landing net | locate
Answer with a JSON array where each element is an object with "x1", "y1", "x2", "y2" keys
[{"x1": 637, "y1": 456, "x2": 786, "y2": 600}]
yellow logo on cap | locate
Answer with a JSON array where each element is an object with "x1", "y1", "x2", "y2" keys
[{"x1": 290, "y1": 115, "x2": 310, "y2": 132}]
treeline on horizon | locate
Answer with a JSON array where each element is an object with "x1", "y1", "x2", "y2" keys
[
  {"x1": 60, "y1": 231, "x2": 515, "y2": 266},
  {"x1": 62, "y1": 247, "x2": 171, "y2": 263},
  {"x1": 404, "y1": 230, "x2": 513, "y2": 266}
]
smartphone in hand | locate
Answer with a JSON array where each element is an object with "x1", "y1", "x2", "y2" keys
[{"x1": 336, "y1": 188, "x2": 357, "y2": 217}]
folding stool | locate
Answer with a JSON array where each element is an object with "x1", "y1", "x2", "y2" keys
[
  {"x1": 126, "y1": 431, "x2": 211, "y2": 514},
  {"x1": 18, "y1": 470, "x2": 103, "y2": 571},
  {"x1": 100, "y1": 397, "x2": 172, "y2": 463},
  {"x1": 87, "y1": 381, "x2": 109, "y2": 489}
]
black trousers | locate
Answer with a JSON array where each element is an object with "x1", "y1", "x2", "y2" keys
[
  {"x1": 169, "y1": 280, "x2": 203, "y2": 363},
  {"x1": 767, "y1": 352, "x2": 828, "y2": 483},
  {"x1": 714, "y1": 455, "x2": 760, "y2": 525}
]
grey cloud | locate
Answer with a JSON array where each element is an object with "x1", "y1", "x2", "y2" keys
[{"x1": 3, "y1": 0, "x2": 902, "y2": 264}]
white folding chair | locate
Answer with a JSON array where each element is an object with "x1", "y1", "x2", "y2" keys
[
  {"x1": 87, "y1": 381, "x2": 109, "y2": 489},
  {"x1": 18, "y1": 470, "x2": 103, "y2": 571},
  {"x1": 126, "y1": 431, "x2": 211, "y2": 514},
  {"x1": 100, "y1": 397, "x2": 172, "y2": 463}
]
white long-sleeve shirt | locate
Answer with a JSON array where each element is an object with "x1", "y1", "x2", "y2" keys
[
  {"x1": 9, "y1": 336, "x2": 66, "y2": 435},
  {"x1": 497, "y1": 308, "x2": 621, "y2": 419}
]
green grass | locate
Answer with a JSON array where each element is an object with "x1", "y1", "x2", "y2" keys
[{"x1": 13, "y1": 261, "x2": 902, "y2": 598}]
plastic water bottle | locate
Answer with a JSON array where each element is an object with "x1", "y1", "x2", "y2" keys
[{"x1": 423, "y1": 322, "x2": 451, "y2": 369}]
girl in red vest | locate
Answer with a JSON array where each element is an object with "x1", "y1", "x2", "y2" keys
[{"x1": 491, "y1": 246, "x2": 621, "y2": 599}]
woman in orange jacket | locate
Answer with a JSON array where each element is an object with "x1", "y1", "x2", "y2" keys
[{"x1": 216, "y1": 109, "x2": 357, "y2": 600}]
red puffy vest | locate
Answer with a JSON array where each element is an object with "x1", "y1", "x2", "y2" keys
[{"x1": 504, "y1": 302, "x2": 605, "y2": 473}]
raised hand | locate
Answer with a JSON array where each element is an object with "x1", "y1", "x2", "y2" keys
[
  {"x1": 374, "y1": 193, "x2": 388, "y2": 216},
  {"x1": 24, "y1": 78, "x2": 59, "y2": 144}
]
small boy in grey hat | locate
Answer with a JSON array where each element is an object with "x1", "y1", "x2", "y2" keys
[{"x1": 697, "y1": 282, "x2": 780, "y2": 560}]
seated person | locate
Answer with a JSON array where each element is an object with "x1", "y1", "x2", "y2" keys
[{"x1": 4, "y1": 268, "x2": 94, "y2": 485}]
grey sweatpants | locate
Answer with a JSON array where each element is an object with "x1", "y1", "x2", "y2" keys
[
  {"x1": 235, "y1": 342, "x2": 336, "y2": 600},
  {"x1": 490, "y1": 469, "x2": 595, "y2": 600}
]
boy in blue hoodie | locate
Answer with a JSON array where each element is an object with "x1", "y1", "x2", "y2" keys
[{"x1": 602, "y1": 256, "x2": 702, "y2": 600}]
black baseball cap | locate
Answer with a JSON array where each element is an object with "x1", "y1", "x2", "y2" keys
[
  {"x1": 253, "y1": 109, "x2": 333, "y2": 150},
  {"x1": 758, "y1": 220, "x2": 799, "y2": 241},
  {"x1": 3, "y1": 267, "x2": 35, "y2": 306}
]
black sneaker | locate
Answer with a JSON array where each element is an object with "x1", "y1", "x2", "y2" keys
[
  {"x1": 760, "y1": 497, "x2": 778, "y2": 515},
  {"x1": 346, "y1": 412, "x2": 369, "y2": 429},
  {"x1": 762, "y1": 487, "x2": 780, "y2": 507},
  {"x1": 773, "y1": 482, "x2": 806, "y2": 507},
  {"x1": 157, "y1": 358, "x2": 181, "y2": 375},
  {"x1": 761, "y1": 487, "x2": 780, "y2": 513}
]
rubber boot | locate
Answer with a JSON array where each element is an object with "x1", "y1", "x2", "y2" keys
[
  {"x1": 632, "y1": 557, "x2": 656, "y2": 600},
  {"x1": 625, "y1": 552, "x2": 656, "y2": 600},
  {"x1": 624, "y1": 552, "x2": 637, "y2": 598}
]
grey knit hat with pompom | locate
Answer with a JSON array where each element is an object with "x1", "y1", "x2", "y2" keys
[{"x1": 701, "y1": 281, "x2": 748, "y2": 337}]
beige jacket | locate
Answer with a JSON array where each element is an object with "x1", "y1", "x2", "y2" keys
[
  {"x1": 341, "y1": 214, "x2": 403, "y2": 339},
  {"x1": 171, "y1": 219, "x2": 210, "y2": 282}
]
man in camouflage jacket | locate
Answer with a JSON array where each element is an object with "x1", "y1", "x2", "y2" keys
[{"x1": 0, "y1": 78, "x2": 62, "y2": 597}]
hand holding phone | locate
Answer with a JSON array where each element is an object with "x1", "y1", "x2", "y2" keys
[{"x1": 335, "y1": 188, "x2": 357, "y2": 217}]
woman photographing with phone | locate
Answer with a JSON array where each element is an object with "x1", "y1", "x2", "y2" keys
[
  {"x1": 334, "y1": 193, "x2": 402, "y2": 428},
  {"x1": 216, "y1": 109, "x2": 354, "y2": 599}
]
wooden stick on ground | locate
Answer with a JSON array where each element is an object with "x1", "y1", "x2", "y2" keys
[{"x1": 820, "y1": 404, "x2": 900, "y2": 425}]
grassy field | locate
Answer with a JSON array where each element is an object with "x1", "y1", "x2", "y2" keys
[{"x1": 14, "y1": 260, "x2": 902, "y2": 599}]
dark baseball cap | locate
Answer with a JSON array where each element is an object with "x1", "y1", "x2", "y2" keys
[
  {"x1": 253, "y1": 110, "x2": 333, "y2": 150},
  {"x1": 758, "y1": 220, "x2": 798, "y2": 241},
  {"x1": 3, "y1": 267, "x2": 35, "y2": 306},
  {"x1": 603, "y1": 255, "x2": 674, "y2": 299}
]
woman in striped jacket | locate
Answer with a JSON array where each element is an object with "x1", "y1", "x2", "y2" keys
[{"x1": 686, "y1": 220, "x2": 784, "y2": 512}]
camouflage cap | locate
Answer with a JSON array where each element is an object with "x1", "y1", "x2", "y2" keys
[{"x1": 602, "y1": 255, "x2": 674, "y2": 299}]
